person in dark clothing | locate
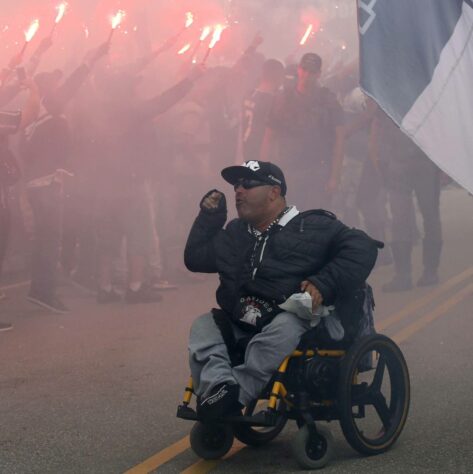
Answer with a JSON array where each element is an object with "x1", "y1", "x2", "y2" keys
[
  {"x1": 0, "y1": 80, "x2": 40, "y2": 331},
  {"x1": 185, "y1": 160, "x2": 379, "y2": 418},
  {"x1": 283, "y1": 63, "x2": 298, "y2": 92},
  {"x1": 22, "y1": 42, "x2": 109, "y2": 314},
  {"x1": 333, "y1": 88, "x2": 392, "y2": 266},
  {"x1": 94, "y1": 66, "x2": 205, "y2": 304},
  {"x1": 239, "y1": 59, "x2": 285, "y2": 162},
  {"x1": 0, "y1": 37, "x2": 52, "y2": 108},
  {"x1": 60, "y1": 82, "x2": 102, "y2": 291},
  {"x1": 371, "y1": 111, "x2": 443, "y2": 291},
  {"x1": 260, "y1": 53, "x2": 345, "y2": 211}
]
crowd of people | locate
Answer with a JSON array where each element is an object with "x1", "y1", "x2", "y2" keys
[{"x1": 0, "y1": 24, "x2": 445, "y2": 333}]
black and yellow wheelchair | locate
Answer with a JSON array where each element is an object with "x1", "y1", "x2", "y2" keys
[{"x1": 177, "y1": 322, "x2": 410, "y2": 470}]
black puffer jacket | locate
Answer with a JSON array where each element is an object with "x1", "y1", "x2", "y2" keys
[{"x1": 185, "y1": 194, "x2": 379, "y2": 328}]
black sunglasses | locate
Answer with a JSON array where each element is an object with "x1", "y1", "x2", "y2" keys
[{"x1": 233, "y1": 178, "x2": 269, "y2": 191}]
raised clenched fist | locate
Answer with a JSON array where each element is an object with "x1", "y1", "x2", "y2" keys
[{"x1": 202, "y1": 191, "x2": 224, "y2": 210}]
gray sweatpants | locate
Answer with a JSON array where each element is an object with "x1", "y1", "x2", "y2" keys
[{"x1": 188, "y1": 311, "x2": 311, "y2": 406}]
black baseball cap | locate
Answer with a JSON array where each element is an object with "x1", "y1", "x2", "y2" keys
[
  {"x1": 221, "y1": 161, "x2": 287, "y2": 196},
  {"x1": 299, "y1": 53, "x2": 322, "y2": 73}
]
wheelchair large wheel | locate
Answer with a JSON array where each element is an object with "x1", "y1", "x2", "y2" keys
[
  {"x1": 232, "y1": 399, "x2": 287, "y2": 447},
  {"x1": 337, "y1": 334, "x2": 410, "y2": 455},
  {"x1": 291, "y1": 424, "x2": 334, "y2": 470},
  {"x1": 190, "y1": 422, "x2": 234, "y2": 460}
]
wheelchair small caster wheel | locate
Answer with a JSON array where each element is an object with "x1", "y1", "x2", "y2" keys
[
  {"x1": 190, "y1": 422, "x2": 234, "y2": 460},
  {"x1": 291, "y1": 424, "x2": 334, "y2": 470}
]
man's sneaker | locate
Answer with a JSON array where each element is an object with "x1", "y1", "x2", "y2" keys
[
  {"x1": 0, "y1": 322, "x2": 13, "y2": 332},
  {"x1": 97, "y1": 288, "x2": 122, "y2": 304},
  {"x1": 197, "y1": 383, "x2": 242, "y2": 420},
  {"x1": 382, "y1": 275, "x2": 413, "y2": 293},
  {"x1": 125, "y1": 284, "x2": 162, "y2": 304},
  {"x1": 417, "y1": 272, "x2": 439, "y2": 287},
  {"x1": 27, "y1": 294, "x2": 70, "y2": 314}
]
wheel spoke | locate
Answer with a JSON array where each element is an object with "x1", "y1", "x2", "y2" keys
[
  {"x1": 370, "y1": 354, "x2": 386, "y2": 393},
  {"x1": 373, "y1": 393, "x2": 392, "y2": 429},
  {"x1": 351, "y1": 383, "x2": 369, "y2": 405}
]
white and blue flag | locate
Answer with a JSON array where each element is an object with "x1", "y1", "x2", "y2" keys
[{"x1": 358, "y1": 0, "x2": 473, "y2": 192}]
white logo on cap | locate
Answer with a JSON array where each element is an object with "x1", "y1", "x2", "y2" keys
[{"x1": 244, "y1": 161, "x2": 261, "y2": 171}]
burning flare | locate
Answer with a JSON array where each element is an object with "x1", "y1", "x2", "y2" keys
[
  {"x1": 299, "y1": 24, "x2": 313, "y2": 46},
  {"x1": 202, "y1": 24, "x2": 227, "y2": 64},
  {"x1": 178, "y1": 43, "x2": 192, "y2": 55},
  {"x1": 24, "y1": 19, "x2": 40, "y2": 42},
  {"x1": 55, "y1": 2, "x2": 68, "y2": 24},
  {"x1": 209, "y1": 24, "x2": 226, "y2": 49},
  {"x1": 110, "y1": 10, "x2": 126, "y2": 30},
  {"x1": 200, "y1": 26, "x2": 211, "y2": 42},
  {"x1": 185, "y1": 12, "x2": 194, "y2": 29}
]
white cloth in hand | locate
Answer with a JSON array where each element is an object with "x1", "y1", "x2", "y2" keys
[{"x1": 279, "y1": 292, "x2": 344, "y2": 340}]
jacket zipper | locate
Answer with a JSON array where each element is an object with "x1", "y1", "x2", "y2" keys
[{"x1": 252, "y1": 234, "x2": 269, "y2": 280}]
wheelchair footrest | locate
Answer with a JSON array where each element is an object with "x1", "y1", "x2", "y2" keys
[
  {"x1": 176, "y1": 404, "x2": 281, "y2": 427},
  {"x1": 225, "y1": 410, "x2": 280, "y2": 426},
  {"x1": 177, "y1": 404, "x2": 198, "y2": 420}
]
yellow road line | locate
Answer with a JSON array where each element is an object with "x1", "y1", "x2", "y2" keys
[
  {"x1": 181, "y1": 459, "x2": 220, "y2": 474},
  {"x1": 377, "y1": 266, "x2": 473, "y2": 331},
  {"x1": 392, "y1": 282, "x2": 473, "y2": 345},
  {"x1": 181, "y1": 443, "x2": 244, "y2": 474},
  {"x1": 123, "y1": 436, "x2": 190, "y2": 474}
]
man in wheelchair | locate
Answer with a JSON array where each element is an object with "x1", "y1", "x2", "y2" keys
[{"x1": 185, "y1": 160, "x2": 380, "y2": 420}]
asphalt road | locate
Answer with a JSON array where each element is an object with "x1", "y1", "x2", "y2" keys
[{"x1": 1, "y1": 186, "x2": 473, "y2": 474}]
